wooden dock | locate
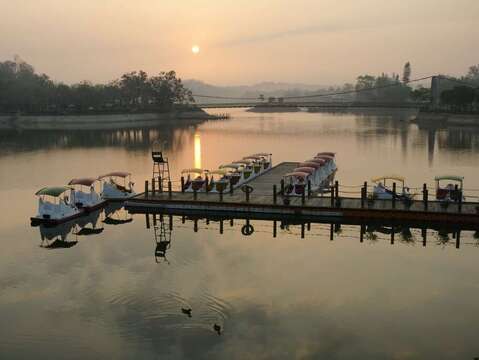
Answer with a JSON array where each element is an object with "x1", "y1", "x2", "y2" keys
[{"x1": 126, "y1": 162, "x2": 479, "y2": 228}]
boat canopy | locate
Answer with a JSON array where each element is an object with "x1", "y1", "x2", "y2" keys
[
  {"x1": 209, "y1": 169, "x2": 228, "y2": 175},
  {"x1": 181, "y1": 168, "x2": 204, "y2": 174},
  {"x1": 251, "y1": 152, "x2": 271, "y2": 157},
  {"x1": 99, "y1": 171, "x2": 131, "y2": 179},
  {"x1": 299, "y1": 162, "x2": 322, "y2": 169},
  {"x1": 35, "y1": 186, "x2": 72, "y2": 197},
  {"x1": 219, "y1": 163, "x2": 243, "y2": 170},
  {"x1": 372, "y1": 175, "x2": 405, "y2": 183},
  {"x1": 294, "y1": 167, "x2": 316, "y2": 175},
  {"x1": 434, "y1": 175, "x2": 464, "y2": 182},
  {"x1": 317, "y1": 152, "x2": 336, "y2": 157},
  {"x1": 305, "y1": 158, "x2": 326, "y2": 165},
  {"x1": 284, "y1": 172, "x2": 310, "y2": 179},
  {"x1": 233, "y1": 159, "x2": 252, "y2": 165},
  {"x1": 68, "y1": 177, "x2": 97, "y2": 186},
  {"x1": 314, "y1": 155, "x2": 334, "y2": 160},
  {"x1": 243, "y1": 155, "x2": 262, "y2": 160}
]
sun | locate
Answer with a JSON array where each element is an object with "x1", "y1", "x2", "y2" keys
[{"x1": 192, "y1": 45, "x2": 200, "y2": 54}]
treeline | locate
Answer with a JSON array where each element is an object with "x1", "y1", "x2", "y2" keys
[{"x1": 0, "y1": 57, "x2": 194, "y2": 114}]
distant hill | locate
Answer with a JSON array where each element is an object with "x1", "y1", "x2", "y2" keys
[{"x1": 184, "y1": 80, "x2": 331, "y2": 103}]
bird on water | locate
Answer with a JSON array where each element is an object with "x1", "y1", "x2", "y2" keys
[
  {"x1": 181, "y1": 308, "x2": 192, "y2": 317},
  {"x1": 213, "y1": 323, "x2": 221, "y2": 335}
]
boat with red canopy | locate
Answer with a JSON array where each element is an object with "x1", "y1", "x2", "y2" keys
[
  {"x1": 283, "y1": 171, "x2": 311, "y2": 196},
  {"x1": 99, "y1": 171, "x2": 136, "y2": 200}
]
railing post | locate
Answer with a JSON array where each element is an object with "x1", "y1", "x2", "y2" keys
[
  {"x1": 361, "y1": 186, "x2": 365, "y2": 208},
  {"x1": 145, "y1": 180, "x2": 149, "y2": 198},
  {"x1": 205, "y1": 176, "x2": 209, "y2": 193},
  {"x1": 273, "y1": 185, "x2": 277, "y2": 204},
  {"x1": 392, "y1": 182, "x2": 396, "y2": 209},
  {"x1": 219, "y1": 189, "x2": 223, "y2": 202},
  {"x1": 181, "y1": 176, "x2": 185, "y2": 193},
  {"x1": 458, "y1": 189, "x2": 463, "y2": 213},
  {"x1": 364, "y1": 181, "x2": 368, "y2": 198},
  {"x1": 423, "y1": 183, "x2": 428, "y2": 211},
  {"x1": 168, "y1": 181, "x2": 172, "y2": 198},
  {"x1": 245, "y1": 187, "x2": 250, "y2": 203},
  {"x1": 334, "y1": 180, "x2": 339, "y2": 208},
  {"x1": 158, "y1": 176, "x2": 162, "y2": 193},
  {"x1": 330, "y1": 185, "x2": 335, "y2": 207},
  {"x1": 280, "y1": 179, "x2": 285, "y2": 195},
  {"x1": 307, "y1": 180, "x2": 311, "y2": 197},
  {"x1": 152, "y1": 178, "x2": 156, "y2": 196}
]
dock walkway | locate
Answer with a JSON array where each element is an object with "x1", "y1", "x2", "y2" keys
[{"x1": 126, "y1": 162, "x2": 479, "y2": 228}]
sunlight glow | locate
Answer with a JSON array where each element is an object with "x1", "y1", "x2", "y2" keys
[
  {"x1": 192, "y1": 45, "x2": 200, "y2": 54},
  {"x1": 194, "y1": 133, "x2": 202, "y2": 169}
]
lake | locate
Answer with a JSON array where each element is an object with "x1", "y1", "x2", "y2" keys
[{"x1": 1, "y1": 108, "x2": 479, "y2": 359}]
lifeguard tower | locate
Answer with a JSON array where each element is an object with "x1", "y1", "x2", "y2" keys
[
  {"x1": 153, "y1": 214, "x2": 172, "y2": 264},
  {"x1": 151, "y1": 141, "x2": 171, "y2": 192}
]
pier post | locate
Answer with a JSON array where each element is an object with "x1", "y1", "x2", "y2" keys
[
  {"x1": 145, "y1": 180, "x2": 149, "y2": 198},
  {"x1": 219, "y1": 189, "x2": 223, "y2": 202},
  {"x1": 194, "y1": 219, "x2": 198, "y2": 232},
  {"x1": 301, "y1": 190, "x2": 305, "y2": 205},
  {"x1": 245, "y1": 187, "x2": 250, "y2": 203},
  {"x1": 159, "y1": 177, "x2": 162, "y2": 193},
  {"x1": 181, "y1": 176, "x2": 185, "y2": 193},
  {"x1": 301, "y1": 223, "x2": 305, "y2": 239},
  {"x1": 391, "y1": 225, "x2": 395, "y2": 245},
  {"x1": 330, "y1": 185, "x2": 335, "y2": 207},
  {"x1": 145, "y1": 213, "x2": 150, "y2": 229},
  {"x1": 361, "y1": 186, "x2": 365, "y2": 208},
  {"x1": 168, "y1": 181, "x2": 172, "y2": 198},
  {"x1": 392, "y1": 182, "x2": 396, "y2": 209},
  {"x1": 360, "y1": 224, "x2": 365, "y2": 243},
  {"x1": 193, "y1": 189, "x2": 197, "y2": 200},
  {"x1": 280, "y1": 179, "x2": 285, "y2": 195},
  {"x1": 330, "y1": 224, "x2": 334, "y2": 241},
  {"x1": 230, "y1": 219, "x2": 234, "y2": 227},
  {"x1": 273, "y1": 185, "x2": 277, "y2": 204},
  {"x1": 456, "y1": 230, "x2": 461, "y2": 249},
  {"x1": 152, "y1": 178, "x2": 156, "y2": 196},
  {"x1": 230, "y1": 178, "x2": 234, "y2": 195},
  {"x1": 307, "y1": 180, "x2": 311, "y2": 198},
  {"x1": 307, "y1": 222, "x2": 311, "y2": 231},
  {"x1": 334, "y1": 181, "x2": 340, "y2": 208},
  {"x1": 273, "y1": 220, "x2": 277, "y2": 238},
  {"x1": 422, "y1": 227, "x2": 427, "y2": 247},
  {"x1": 364, "y1": 181, "x2": 368, "y2": 198},
  {"x1": 181, "y1": 216, "x2": 185, "y2": 224},
  {"x1": 423, "y1": 184, "x2": 428, "y2": 211},
  {"x1": 220, "y1": 220, "x2": 224, "y2": 234},
  {"x1": 169, "y1": 215, "x2": 173, "y2": 230},
  {"x1": 205, "y1": 176, "x2": 209, "y2": 194},
  {"x1": 458, "y1": 189, "x2": 462, "y2": 213}
]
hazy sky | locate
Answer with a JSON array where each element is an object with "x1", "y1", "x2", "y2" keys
[{"x1": 1, "y1": 0, "x2": 478, "y2": 85}]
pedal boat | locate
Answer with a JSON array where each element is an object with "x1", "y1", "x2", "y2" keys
[
  {"x1": 283, "y1": 172, "x2": 311, "y2": 196},
  {"x1": 207, "y1": 169, "x2": 231, "y2": 193},
  {"x1": 99, "y1": 171, "x2": 136, "y2": 200},
  {"x1": 31, "y1": 186, "x2": 83, "y2": 226},
  {"x1": 219, "y1": 164, "x2": 243, "y2": 186},
  {"x1": 233, "y1": 160, "x2": 254, "y2": 181},
  {"x1": 251, "y1": 153, "x2": 273, "y2": 171},
  {"x1": 68, "y1": 177, "x2": 106, "y2": 211},
  {"x1": 372, "y1": 175, "x2": 413, "y2": 200},
  {"x1": 435, "y1": 175, "x2": 465, "y2": 202},
  {"x1": 243, "y1": 156, "x2": 266, "y2": 175},
  {"x1": 182, "y1": 168, "x2": 207, "y2": 192}
]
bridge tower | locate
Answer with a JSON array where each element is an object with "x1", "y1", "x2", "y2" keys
[{"x1": 430, "y1": 75, "x2": 441, "y2": 110}]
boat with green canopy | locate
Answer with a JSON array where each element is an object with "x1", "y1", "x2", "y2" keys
[{"x1": 31, "y1": 186, "x2": 84, "y2": 226}]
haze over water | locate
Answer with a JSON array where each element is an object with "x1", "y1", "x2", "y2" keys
[{"x1": 1, "y1": 109, "x2": 479, "y2": 359}]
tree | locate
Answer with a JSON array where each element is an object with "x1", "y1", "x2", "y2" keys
[
  {"x1": 402, "y1": 62, "x2": 411, "y2": 83},
  {"x1": 440, "y1": 86, "x2": 475, "y2": 111}
]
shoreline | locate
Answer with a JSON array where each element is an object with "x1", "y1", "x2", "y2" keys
[
  {"x1": 414, "y1": 111, "x2": 479, "y2": 126},
  {"x1": 0, "y1": 109, "x2": 221, "y2": 130}
]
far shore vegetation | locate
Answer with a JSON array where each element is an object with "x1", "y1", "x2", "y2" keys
[
  {"x1": 0, "y1": 56, "x2": 195, "y2": 115},
  {"x1": 0, "y1": 57, "x2": 478, "y2": 115}
]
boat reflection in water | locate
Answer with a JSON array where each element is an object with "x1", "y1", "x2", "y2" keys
[
  {"x1": 37, "y1": 203, "x2": 132, "y2": 249},
  {"x1": 142, "y1": 210, "x2": 479, "y2": 261}
]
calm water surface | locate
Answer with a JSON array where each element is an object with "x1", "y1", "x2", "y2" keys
[{"x1": 1, "y1": 109, "x2": 479, "y2": 359}]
